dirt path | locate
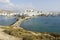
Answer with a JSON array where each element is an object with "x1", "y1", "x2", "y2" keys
[{"x1": 0, "y1": 28, "x2": 22, "y2": 40}]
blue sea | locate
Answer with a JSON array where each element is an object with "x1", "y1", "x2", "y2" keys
[
  {"x1": 21, "y1": 16, "x2": 60, "y2": 33},
  {"x1": 0, "y1": 15, "x2": 60, "y2": 33},
  {"x1": 0, "y1": 16, "x2": 18, "y2": 26}
]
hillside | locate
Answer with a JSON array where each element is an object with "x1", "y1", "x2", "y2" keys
[{"x1": 0, "y1": 26, "x2": 60, "y2": 40}]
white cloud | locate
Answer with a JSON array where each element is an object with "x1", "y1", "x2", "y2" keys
[
  {"x1": 0, "y1": 0, "x2": 35, "y2": 11},
  {"x1": 0, "y1": 0, "x2": 15, "y2": 10},
  {"x1": 0, "y1": 0, "x2": 14, "y2": 7},
  {"x1": 16, "y1": 3, "x2": 35, "y2": 10},
  {"x1": 0, "y1": 0, "x2": 10, "y2": 3}
]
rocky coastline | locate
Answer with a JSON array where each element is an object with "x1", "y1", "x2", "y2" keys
[{"x1": 0, "y1": 16, "x2": 60, "y2": 40}]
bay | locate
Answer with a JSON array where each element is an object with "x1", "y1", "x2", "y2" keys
[
  {"x1": 0, "y1": 16, "x2": 18, "y2": 26},
  {"x1": 21, "y1": 16, "x2": 60, "y2": 33}
]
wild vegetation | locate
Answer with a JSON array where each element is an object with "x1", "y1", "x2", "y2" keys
[{"x1": 1, "y1": 26, "x2": 60, "y2": 40}]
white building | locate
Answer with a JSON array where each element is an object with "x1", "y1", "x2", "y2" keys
[
  {"x1": 0, "y1": 11, "x2": 18, "y2": 16},
  {"x1": 0, "y1": 11, "x2": 7, "y2": 16},
  {"x1": 23, "y1": 9, "x2": 42, "y2": 16}
]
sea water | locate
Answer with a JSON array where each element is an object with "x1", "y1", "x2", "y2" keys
[
  {"x1": 0, "y1": 16, "x2": 18, "y2": 26},
  {"x1": 21, "y1": 16, "x2": 60, "y2": 33}
]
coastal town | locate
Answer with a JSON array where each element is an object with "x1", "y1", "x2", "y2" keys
[
  {"x1": 0, "y1": 0, "x2": 60, "y2": 40},
  {"x1": 0, "y1": 9, "x2": 60, "y2": 17}
]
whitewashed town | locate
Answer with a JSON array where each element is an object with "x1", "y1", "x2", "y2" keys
[{"x1": 0, "y1": 9, "x2": 60, "y2": 17}]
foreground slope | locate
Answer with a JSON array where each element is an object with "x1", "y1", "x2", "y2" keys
[
  {"x1": 0, "y1": 26, "x2": 22, "y2": 40},
  {"x1": 0, "y1": 26, "x2": 60, "y2": 40}
]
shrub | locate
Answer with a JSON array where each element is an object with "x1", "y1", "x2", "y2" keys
[{"x1": 23, "y1": 36, "x2": 33, "y2": 40}]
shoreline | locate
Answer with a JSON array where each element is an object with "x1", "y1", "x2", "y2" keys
[
  {"x1": 19, "y1": 16, "x2": 35, "y2": 27},
  {"x1": 0, "y1": 16, "x2": 60, "y2": 34},
  {"x1": 20, "y1": 17, "x2": 31, "y2": 27},
  {"x1": 0, "y1": 16, "x2": 60, "y2": 40},
  {"x1": 11, "y1": 16, "x2": 31, "y2": 28},
  {"x1": 18, "y1": 16, "x2": 60, "y2": 34}
]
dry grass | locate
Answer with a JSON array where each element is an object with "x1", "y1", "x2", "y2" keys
[{"x1": 1, "y1": 26, "x2": 60, "y2": 40}]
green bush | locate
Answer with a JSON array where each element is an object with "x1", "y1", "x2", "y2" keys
[{"x1": 49, "y1": 33, "x2": 60, "y2": 37}]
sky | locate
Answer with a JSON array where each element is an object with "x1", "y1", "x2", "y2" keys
[{"x1": 0, "y1": 0, "x2": 60, "y2": 11}]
